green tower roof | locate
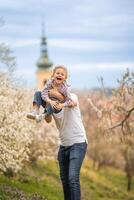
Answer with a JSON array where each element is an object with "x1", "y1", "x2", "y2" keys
[{"x1": 36, "y1": 21, "x2": 53, "y2": 69}]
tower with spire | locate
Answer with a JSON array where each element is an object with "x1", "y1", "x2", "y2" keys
[{"x1": 36, "y1": 20, "x2": 53, "y2": 90}]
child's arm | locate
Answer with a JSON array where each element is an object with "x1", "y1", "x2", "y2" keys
[
  {"x1": 41, "y1": 79, "x2": 56, "y2": 105},
  {"x1": 41, "y1": 80, "x2": 50, "y2": 101}
]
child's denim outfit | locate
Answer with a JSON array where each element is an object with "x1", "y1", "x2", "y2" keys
[{"x1": 33, "y1": 91, "x2": 61, "y2": 114}]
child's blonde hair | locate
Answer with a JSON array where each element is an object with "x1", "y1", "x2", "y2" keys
[{"x1": 51, "y1": 65, "x2": 68, "y2": 79}]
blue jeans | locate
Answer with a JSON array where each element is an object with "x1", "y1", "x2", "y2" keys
[
  {"x1": 33, "y1": 91, "x2": 61, "y2": 114},
  {"x1": 58, "y1": 142, "x2": 87, "y2": 200}
]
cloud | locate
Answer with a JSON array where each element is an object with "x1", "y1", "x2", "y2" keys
[
  {"x1": 49, "y1": 38, "x2": 123, "y2": 51},
  {"x1": 15, "y1": 68, "x2": 35, "y2": 76},
  {"x1": 13, "y1": 39, "x2": 39, "y2": 47},
  {"x1": 0, "y1": 38, "x2": 39, "y2": 48},
  {"x1": 1, "y1": 37, "x2": 124, "y2": 52},
  {"x1": 0, "y1": 0, "x2": 133, "y2": 89},
  {"x1": 14, "y1": 68, "x2": 36, "y2": 87},
  {"x1": 68, "y1": 62, "x2": 134, "y2": 72},
  {"x1": 0, "y1": 0, "x2": 57, "y2": 10},
  {"x1": 14, "y1": 61, "x2": 134, "y2": 89},
  {"x1": 1, "y1": 0, "x2": 134, "y2": 41}
]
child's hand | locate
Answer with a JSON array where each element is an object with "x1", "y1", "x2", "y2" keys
[{"x1": 49, "y1": 100, "x2": 57, "y2": 108}]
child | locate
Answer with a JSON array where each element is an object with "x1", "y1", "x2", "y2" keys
[{"x1": 27, "y1": 65, "x2": 72, "y2": 122}]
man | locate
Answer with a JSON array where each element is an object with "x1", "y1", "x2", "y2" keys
[{"x1": 45, "y1": 93, "x2": 88, "y2": 200}]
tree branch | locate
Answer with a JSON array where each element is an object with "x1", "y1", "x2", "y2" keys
[{"x1": 109, "y1": 107, "x2": 134, "y2": 130}]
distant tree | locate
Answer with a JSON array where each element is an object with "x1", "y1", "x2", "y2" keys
[
  {"x1": 109, "y1": 70, "x2": 134, "y2": 191},
  {"x1": 88, "y1": 69, "x2": 134, "y2": 191},
  {"x1": 0, "y1": 19, "x2": 63, "y2": 176},
  {"x1": 120, "y1": 145, "x2": 134, "y2": 191},
  {"x1": 0, "y1": 29, "x2": 34, "y2": 176},
  {"x1": 29, "y1": 121, "x2": 59, "y2": 164}
]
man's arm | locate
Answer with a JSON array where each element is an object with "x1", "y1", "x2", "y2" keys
[{"x1": 53, "y1": 100, "x2": 77, "y2": 110}]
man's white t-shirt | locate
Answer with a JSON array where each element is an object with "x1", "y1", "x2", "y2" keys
[{"x1": 53, "y1": 93, "x2": 88, "y2": 146}]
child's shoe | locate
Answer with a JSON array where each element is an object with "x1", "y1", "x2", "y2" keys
[
  {"x1": 26, "y1": 110, "x2": 39, "y2": 120},
  {"x1": 35, "y1": 113, "x2": 46, "y2": 123}
]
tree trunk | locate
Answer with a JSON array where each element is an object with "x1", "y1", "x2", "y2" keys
[
  {"x1": 127, "y1": 176, "x2": 131, "y2": 191},
  {"x1": 92, "y1": 160, "x2": 96, "y2": 169},
  {"x1": 97, "y1": 163, "x2": 102, "y2": 171}
]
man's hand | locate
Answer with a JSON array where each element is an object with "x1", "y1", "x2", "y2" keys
[
  {"x1": 54, "y1": 100, "x2": 77, "y2": 110},
  {"x1": 47, "y1": 99, "x2": 57, "y2": 108},
  {"x1": 53, "y1": 102, "x2": 65, "y2": 110},
  {"x1": 50, "y1": 100, "x2": 57, "y2": 108},
  {"x1": 68, "y1": 100, "x2": 77, "y2": 108}
]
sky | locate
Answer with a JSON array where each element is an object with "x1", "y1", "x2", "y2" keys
[{"x1": 0, "y1": 0, "x2": 134, "y2": 89}]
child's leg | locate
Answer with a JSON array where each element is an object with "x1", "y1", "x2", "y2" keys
[
  {"x1": 27, "y1": 91, "x2": 46, "y2": 120},
  {"x1": 45, "y1": 97, "x2": 62, "y2": 114},
  {"x1": 45, "y1": 104, "x2": 55, "y2": 114},
  {"x1": 33, "y1": 91, "x2": 46, "y2": 111}
]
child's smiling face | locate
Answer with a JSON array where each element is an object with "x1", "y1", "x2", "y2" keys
[{"x1": 53, "y1": 68, "x2": 67, "y2": 85}]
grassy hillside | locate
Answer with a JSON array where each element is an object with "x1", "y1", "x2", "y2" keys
[{"x1": 0, "y1": 158, "x2": 134, "y2": 200}]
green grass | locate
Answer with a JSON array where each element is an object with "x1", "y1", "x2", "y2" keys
[
  {"x1": 0, "y1": 159, "x2": 134, "y2": 200},
  {"x1": 81, "y1": 159, "x2": 134, "y2": 200}
]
